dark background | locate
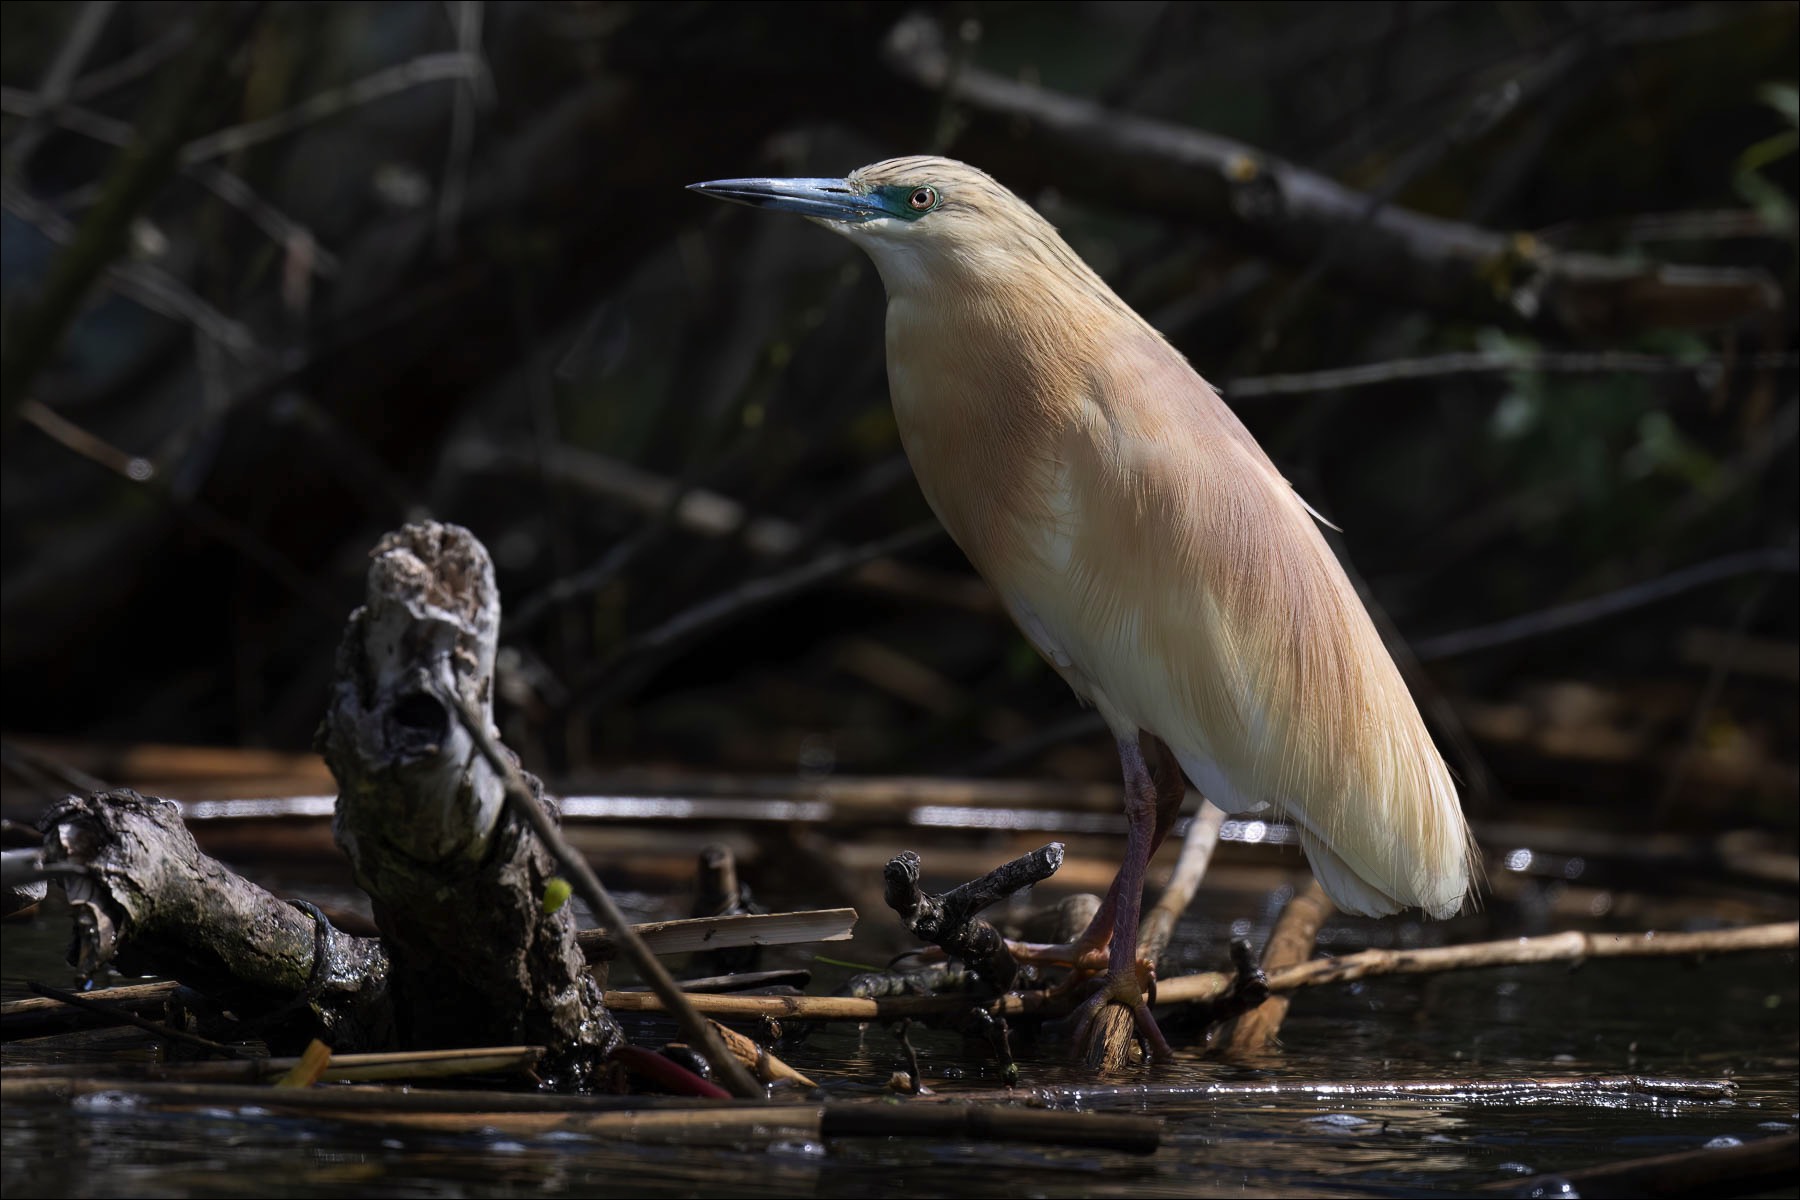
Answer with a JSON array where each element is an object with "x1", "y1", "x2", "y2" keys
[{"x1": 2, "y1": 0, "x2": 1795, "y2": 843}]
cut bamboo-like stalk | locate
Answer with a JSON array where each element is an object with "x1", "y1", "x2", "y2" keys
[{"x1": 578, "y1": 907, "x2": 856, "y2": 960}]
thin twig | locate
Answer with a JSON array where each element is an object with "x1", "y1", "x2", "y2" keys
[
  {"x1": 879, "y1": 16, "x2": 1781, "y2": 337},
  {"x1": 0, "y1": 94, "x2": 342, "y2": 276},
  {"x1": 1, "y1": 0, "x2": 119, "y2": 176},
  {"x1": 0, "y1": 0, "x2": 263, "y2": 422},
  {"x1": 26, "y1": 981, "x2": 245, "y2": 1059},
  {"x1": 1412, "y1": 546, "x2": 1800, "y2": 660},
  {"x1": 15, "y1": 398, "x2": 339, "y2": 617},
  {"x1": 434, "y1": 1, "x2": 489, "y2": 256},
  {"x1": 577, "y1": 907, "x2": 856, "y2": 961},
  {"x1": 441, "y1": 692, "x2": 763, "y2": 1099},
  {"x1": 1138, "y1": 801, "x2": 1225, "y2": 966},
  {"x1": 1, "y1": 181, "x2": 264, "y2": 356},
  {"x1": 1226, "y1": 350, "x2": 1797, "y2": 400},
  {"x1": 184, "y1": 52, "x2": 484, "y2": 165},
  {"x1": 564, "y1": 522, "x2": 944, "y2": 709}
]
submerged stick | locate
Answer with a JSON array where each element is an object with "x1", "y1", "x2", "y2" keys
[
  {"x1": 1484, "y1": 1132, "x2": 1798, "y2": 1197},
  {"x1": 0, "y1": 1076, "x2": 1162, "y2": 1153},
  {"x1": 602, "y1": 919, "x2": 1799, "y2": 1020},
  {"x1": 1219, "y1": 877, "x2": 1331, "y2": 1056}
]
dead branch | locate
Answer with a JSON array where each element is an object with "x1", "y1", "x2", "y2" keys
[
  {"x1": 566, "y1": 521, "x2": 945, "y2": 710},
  {"x1": 1088, "y1": 799, "x2": 1226, "y2": 1071},
  {"x1": 601, "y1": 920, "x2": 1799, "y2": 1021},
  {"x1": 1225, "y1": 350, "x2": 1797, "y2": 399},
  {"x1": 0, "y1": 0, "x2": 119, "y2": 176},
  {"x1": 1411, "y1": 545, "x2": 1800, "y2": 660},
  {"x1": 1139, "y1": 802, "x2": 1226, "y2": 966},
  {"x1": 883, "y1": 844, "x2": 1064, "y2": 992},
  {"x1": 0, "y1": 93, "x2": 342, "y2": 277},
  {"x1": 1219, "y1": 878, "x2": 1332, "y2": 1057},
  {"x1": 877, "y1": 16, "x2": 1781, "y2": 338},
  {"x1": 35, "y1": 788, "x2": 389, "y2": 1046},
  {"x1": 1162, "y1": 919, "x2": 1800, "y2": 1006},
  {"x1": 0, "y1": 0, "x2": 262, "y2": 423},
  {"x1": 699, "y1": 1019, "x2": 816, "y2": 1089}
]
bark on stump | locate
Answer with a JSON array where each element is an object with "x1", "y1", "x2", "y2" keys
[{"x1": 318, "y1": 521, "x2": 619, "y2": 1069}]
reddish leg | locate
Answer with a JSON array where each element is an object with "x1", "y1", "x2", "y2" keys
[
  {"x1": 1072, "y1": 732, "x2": 1188, "y2": 955},
  {"x1": 1068, "y1": 731, "x2": 1187, "y2": 1061}
]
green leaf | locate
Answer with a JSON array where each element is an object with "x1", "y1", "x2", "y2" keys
[{"x1": 542, "y1": 876, "x2": 573, "y2": 914}]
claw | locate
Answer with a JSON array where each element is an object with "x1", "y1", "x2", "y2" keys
[{"x1": 1068, "y1": 964, "x2": 1173, "y2": 1064}]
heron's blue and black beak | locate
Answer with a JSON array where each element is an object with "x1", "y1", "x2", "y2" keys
[{"x1": 686, "y1": 177, "x2": 887, "y2": 223}]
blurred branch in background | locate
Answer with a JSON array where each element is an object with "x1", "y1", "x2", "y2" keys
[
  {"x1": 875, "y1": 13, "x2": 1783, "y2": 340},
  {"x1": 0, "y1": 0, "x2": 1791, "y2": 850}
]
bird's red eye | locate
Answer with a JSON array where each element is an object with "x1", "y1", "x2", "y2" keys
[{"x1": 909, "y1": 186, "x2": 937, "y2": 211}]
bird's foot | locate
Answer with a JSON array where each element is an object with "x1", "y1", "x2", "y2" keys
[
  {"x1": 1068, "y1": 964, "x2": 1172, "y2": 1066},
  {"x1": 1006, "y1": 930, "x2": 1112, "y2": 973}
]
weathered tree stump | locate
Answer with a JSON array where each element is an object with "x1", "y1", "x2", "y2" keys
[{"x1": 317, "y1": 521, "x2": 619, "y2": 1069}]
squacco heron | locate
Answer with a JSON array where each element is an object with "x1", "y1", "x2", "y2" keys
[{"x1": 690, "y1": 157, "x2": 1474, "y2": 1059}]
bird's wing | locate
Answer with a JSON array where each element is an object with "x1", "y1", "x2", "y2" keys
[{"x1": 1020, "y1": 328, "x2": 1472, "y2": 919}]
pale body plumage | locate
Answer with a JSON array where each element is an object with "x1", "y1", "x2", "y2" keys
[{"x1": 829, "y1": 157, "x2": 1472, "y2": 920}]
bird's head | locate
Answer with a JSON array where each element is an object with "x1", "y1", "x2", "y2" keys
[{"x1": 688, "y1": 156, "x2": 1056, "y2": 295}]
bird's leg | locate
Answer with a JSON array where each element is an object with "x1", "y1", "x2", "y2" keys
[
  {"x1": 1063, "y1": 732, "x2": 1188, "y2": 966},
  {"x1": 1067, "y1": 732, "x2": 1180, "y2": 1062}
]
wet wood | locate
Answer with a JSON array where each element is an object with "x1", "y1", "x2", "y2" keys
[
  {"x1": 1219, "y1": 877, "x2": 1332, "y2": 1056},
  {"x1": 601, "y1": 919, "x2": 1800, "y2": 1020},
  {"x1": 440, "y1": 669, "x2": 763, "y2": 1099},
  {"x1": 3, "y1": 1044, "x2": 545, "y2": 1084},
  {"x1": 32, "y1": 789, "x2": 391, "y2": 1046},
  {"x1": 579, "y1": 907, "x2": 856, "y2": 961},
  {"x1": 700, "y1": 1019, "x2": 816, "y2": 1088},
  {"x1": 883, "y1": 844, "x2": 1063, "y2": 992},
  {"x1": 1484, "y1": 1131, "x2": 1798, "y2": 1197},
  {"x1": 318, "y1": 522, "x2": 618, "y2": 1064}
]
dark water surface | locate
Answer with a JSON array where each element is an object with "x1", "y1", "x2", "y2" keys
[{"x1": 4, "y1": 889, "x2": 1796, "y2": 1198}]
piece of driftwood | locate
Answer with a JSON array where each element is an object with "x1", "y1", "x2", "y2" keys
[
  {"x1": 883, "y1": 844, "x2": 1064, "y2": 992},
  {"x1": 1, "y1": 1045, "x2": 545, "y2": 1085},
  {"x1": 1219, "y1": 877, "x2": 1332, "y2": 1057},
  {"x1": 317, "y1": 521, "x2": 618, "y2": 1071},
  {"x1": 35, "y1": 788, "x2": 390, "y2": 1047}
]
